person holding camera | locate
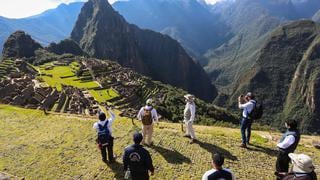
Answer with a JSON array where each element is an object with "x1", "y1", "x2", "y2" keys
[{"x1": 238, "y1": 92, "x2": 256, "y2": 148}]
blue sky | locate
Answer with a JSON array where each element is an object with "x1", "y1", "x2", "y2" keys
[{"x1": 0, "y1": 0, "x2": 219, "y2": 18}]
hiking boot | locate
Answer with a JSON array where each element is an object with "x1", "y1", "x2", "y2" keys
[
  {"x1": 184, "y1": 134, "x2": 191, "y2": 138},
  {"x1": 190, "y1": 139, "x2": 196, "y2": 144},
  {"x1": 240, "y1": 143, "x2": 247, "y2": 148},
  {"x1": 246, "y1": 142, "x2": 251, "y2": 146}
]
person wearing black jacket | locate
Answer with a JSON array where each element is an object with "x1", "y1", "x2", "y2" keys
[
  {"x1": 276, "y1": 120, "x2": 300, "y2": 179},
  {"x1": 123, "y1": 132, "x2": 154, "y2": 180}
]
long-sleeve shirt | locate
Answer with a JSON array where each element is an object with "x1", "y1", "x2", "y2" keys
[
  {"x1": 238, "y1": 100, "x2": 256, "y2": 118},
  {"x1": 184, "y1": 102, "x2": 196, "y2": 122},
  {"x1": 137, "y1": 105, "x2": 159, "y2": 122},
  {"x1": 123, "y1": 144, "x2": 154, "y2": 173},
  {"x1": 277, "y1": 135, "x2": 295, "y2": 149},
  {"x1": 93, "y1": 110, "x2": 115, "y2": 136}
]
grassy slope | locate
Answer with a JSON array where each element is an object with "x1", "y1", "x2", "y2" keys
[{"x1": 0, "y1": 105, "x2": 319, "y2": 179}]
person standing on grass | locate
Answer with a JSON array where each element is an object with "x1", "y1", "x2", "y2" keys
[
  {"x1": 275, "y1": 120, "x2": 300, "y2": 179},
  {"x1": 202, "y1": 153, "x2": 236, "y2": 180},
  {"x1": 183, "y1": 94, "x2": 196, "y2": 144},
  {"x1": 137, "y1": 99, "x2": 158, "y2": 146},
  {"x1": 123, "y1": 132, "x2": 154, "y2": 180},
  {"x1": 238, "y1": 92, "x2": 256, "y2": 148},
  {"x1": 93, "y1": 108, "x2": 116, "y2": 163}
]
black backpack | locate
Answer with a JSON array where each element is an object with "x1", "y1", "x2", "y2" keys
[
  {"x1": 248, "y1": 101, "x2": 263, "y2": 120},
  {"x1": 97, "y1": 121, "x2": 112, "y2": 145}
]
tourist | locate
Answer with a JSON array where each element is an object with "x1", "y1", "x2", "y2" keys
[
  {"x1": 238, "y1": 92, "x2": 256, "y2": 148},
  {"x1": 123, "y1": 132, "x2": 155, "y2": 180},
  {"x1": 93, "y1": 108, "x2": 116, "y2": 163},
  {"x1": 277, "y1": 153, "x2": 317, "y2": 180},
  {"x1": 276, "y1": 120, "x2": 300, "y2": 179},
  {"x1": 137, "y1": 99, "x2": 158, "y2": 146},
  {"x1": 202, "y1": 153, "x2": 236, "y2": 180},
  {"x1": 183, "y1": 94, "x2": 197, "y2": 144}
]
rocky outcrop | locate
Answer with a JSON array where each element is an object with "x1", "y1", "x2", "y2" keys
[
  {"x1": 46, "y1": 39, "x2": 85, "y2": 56},
  {"x1": 2, "y1": 31, "x2": 42, "y2": 59},
  {"x1": 71, "y1": 0, "x2": 217, "y2": 101}
]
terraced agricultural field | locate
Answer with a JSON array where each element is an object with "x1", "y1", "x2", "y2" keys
[
  {"x1": 1, "y1": 105, "x2": 319, "y2": 179},
  {"x1": 36, "y1": 62, "x2": 119, "y2": 103},
  {"x1": 0, "y1": 60, "x2": 17, "y2": 79}
]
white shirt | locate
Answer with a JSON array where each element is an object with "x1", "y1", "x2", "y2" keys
[
  {"x1": 239, "y1": 100, "x2": 256, "y2": 118},
  {"x1": 202, "y1": 168, "x2": 236, "y2": 180},
  {"x1": 137, "y1": 105, "x2": 159, "y2": 123},
  {"x1": 184, "y1": 102, "x2": 196, "y2": 122},
  {"x1": 93, "y1": 110, "x2": 115, "y2": 136},
  {"x1": 277, "y1": 135, "x2": 295, "y2": 149}
]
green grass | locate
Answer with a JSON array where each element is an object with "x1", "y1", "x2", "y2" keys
[
  {"x1": 1, "y1": 105, "x2": 319, "y2": 179},
  {"x1": 36, "y1": 62, "x2": 119, "y2": 103}
]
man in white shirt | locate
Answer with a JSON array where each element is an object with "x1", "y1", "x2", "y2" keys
[
  {"x1": 137, "y1": 99, "x2": 159, "y2": 146},
  {"x1": 275, "y1": 120, "x2": 300, "y2": 179},
  {"x1": 183, "y1": 94, "x2": 196, "y2": 144},
  {"x1": 202, "y1": 153, "x2": 236, "y2": 180},
  {"x1": 93, "y1": 108, "x2": 116, "y2": 163},
  {"x1": 238, "y1": 92, "x2": 256, "y2": 148}
]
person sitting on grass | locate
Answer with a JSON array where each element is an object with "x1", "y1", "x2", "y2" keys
[
  {"x1": 93, "y1": 107, "x2": 116, "y2": 163},
  {"x1": 276, "y1": 119, "x2": 300, "y2": 179},
  {"x1": 276, "y1": 153, "x2": 317, "y2": 180},
  {"x1": 202, "y1": 153, "x2": 236, "y2": 180}
]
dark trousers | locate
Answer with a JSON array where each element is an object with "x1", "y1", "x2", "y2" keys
[
  {"x1": 240, "y1": 117, "x2": 252, "y2": 144},
  {"x1": 276, "y1": 151, "x2": 290, "y2": 179},
  {"x1": 100, "y1": 137, "x2": 114, "y2": 161},
  {"x1": 131, "y1": 171, "x2": 149, "y2": 180}
]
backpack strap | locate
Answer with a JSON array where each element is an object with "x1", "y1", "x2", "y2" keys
[{"x1": 98, "y1": 121, "x2": 109, "y2": 131}]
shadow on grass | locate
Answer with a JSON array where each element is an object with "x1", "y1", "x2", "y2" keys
[
  {"x1": 194, "y1": 140, "x2": 238, "y2": 161},
  {"x1": 104, "y1": 160, "x2": 124, "y2": 179},
  {"x1": 151, "y1": 145, "x2": 192, "y2": 164},
  {"x1": 247, "y1": 144, "x2": 278, "y2": 157}
]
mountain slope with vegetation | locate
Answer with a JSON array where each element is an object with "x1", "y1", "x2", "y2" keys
[
  {"x1": 71, "y1": 0, "x2": 217, "y2": 101},
  {"x1": 226, "y1": 20, "x2": 320, "y2": 133},
  {"x1": 113, "y1": 0, "x2": 230, "y2": 57},
  {"x1": 1, "y1": 105, "x2": 319, "y2": 179}
]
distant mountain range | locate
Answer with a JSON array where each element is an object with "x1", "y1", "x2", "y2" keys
[{"x1": 0, "y1": 2, "x2": 83, "y2": 55}]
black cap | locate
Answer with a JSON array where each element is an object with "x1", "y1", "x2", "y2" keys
[
  {"x1": 133, "y1": 132, "x2": 143, "y2": 144},
  {"x1": 99, "y1": 112, "x2": 106, "y2": 121},
  {"x1": 212, "y1": 153, "x2": 224, "y2": 167}
]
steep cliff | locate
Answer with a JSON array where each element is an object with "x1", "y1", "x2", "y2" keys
[{"x1": 71, "y1": 0, "x2": 217, "y2": 101}]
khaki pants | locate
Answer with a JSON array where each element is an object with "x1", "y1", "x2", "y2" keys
[
  {"x1": 142, "y1": 124, "x2": 153, "y2": 145},
  {"x1": 185, "y1": 121, "x2": 196, "y2": 139}
]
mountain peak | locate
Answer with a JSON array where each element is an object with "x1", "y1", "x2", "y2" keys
[{"x1": 71, "y1": 0, "x2": 217, "y2": 101}]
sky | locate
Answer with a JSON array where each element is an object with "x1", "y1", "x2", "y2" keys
[{"x1": 0, "y1": 0, "x2": 219, "y2": 18}]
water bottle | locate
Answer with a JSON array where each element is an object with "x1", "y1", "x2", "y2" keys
[{"x1": 124, "y1": 169, "x2": 131, "y2": 180}]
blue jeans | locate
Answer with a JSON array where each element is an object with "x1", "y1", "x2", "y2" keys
[{"x1": 240, "y1": 117, "x2": 252, "y2": 144}]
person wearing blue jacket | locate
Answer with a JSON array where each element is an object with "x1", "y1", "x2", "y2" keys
[{"x1": 123, "y1": 132, "x2": 154, "y2": 180}]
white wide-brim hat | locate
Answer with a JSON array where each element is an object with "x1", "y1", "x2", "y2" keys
[
  {"x1": 289, "y1": 153, "x2": 315, "y2": 173},
  {"x1": 184, "y1": 94, "x2": 195, "y2": 101}
]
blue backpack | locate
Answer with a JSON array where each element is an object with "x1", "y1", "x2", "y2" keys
[{"x1": 97, "y1": 121, "x2": 112, "y2": 145}]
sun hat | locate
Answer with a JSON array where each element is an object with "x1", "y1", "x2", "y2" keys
[
  {"x1": 289, "y1": 153, "x2": 315, "y2": 173},
  {"x1": 146, "y1": 98, "x2": 153, "y2": 105},
  {"x1": 184, "y1": 94, "x2": 195, "y2": 101},
  {"x1": 245, "y1": 92, "x2": 255, "y2": 99}
]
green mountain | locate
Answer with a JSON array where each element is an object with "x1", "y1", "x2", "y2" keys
[
  {"x1": 204, "y1": 0, "x2": 320, "y2": 90},
  {"x1": 71, "y1": 0, "x2": 217, "y2": 101},
  {"x1": 226, "y1": 20, "x2": 320, "y2": 133}
]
